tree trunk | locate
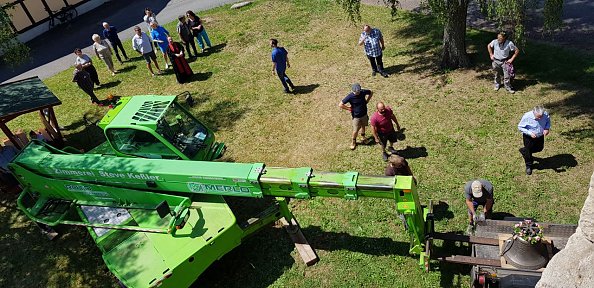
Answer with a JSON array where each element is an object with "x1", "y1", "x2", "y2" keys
[{"x1": 441, "y1": 0, "x2": 471, "y2": 69}]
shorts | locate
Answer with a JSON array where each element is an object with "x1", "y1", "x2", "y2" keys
[
  {"x1": 142, "y1": 50, "x2": 157, "y2": 64},
  {"x1": 352, "y1": 115, "x2": 369, "y2": 133},
  {"x1": 378, "y1": 131, "x2": 398, "y2": 146}
]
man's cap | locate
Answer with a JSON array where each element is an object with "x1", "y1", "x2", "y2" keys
[
  {"x1": 471, "y1": 180, "x2": 483, "y2": 198},
  {"x1": 352, "y1": 83, "x2": 361, "y2": 92}
]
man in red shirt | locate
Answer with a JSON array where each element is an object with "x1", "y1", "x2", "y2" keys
[{"x1": 371, "y1": 102, "x2": 401, "y2": 161}]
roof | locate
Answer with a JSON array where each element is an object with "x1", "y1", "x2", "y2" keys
[
  {"x1": 0, "y1": 76, "x2": 61, "y2": 120},
  {"x1": 98, "y1": 95, "x2": 176, "y2": 129}
]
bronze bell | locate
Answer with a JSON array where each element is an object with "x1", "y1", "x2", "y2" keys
[{"x1": 501, "y1": 237, "x2": 548, "y2": 270}]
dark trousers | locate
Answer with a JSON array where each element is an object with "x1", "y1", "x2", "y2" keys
[
  {"x1": 83, "y1": 65, "x2": 100, "y2": 86},
  {"x1": 367, "y1": 54, "x2": 384, "y2": 72},
  {"x1": 79, "y1": 85, "x2": 99, "y2": 103},
  {"x1": 111, "y1": 39, "x2": 128, "y2": 62},
  {"x1": 182, "y1": 39, "x2": 198, "y2": 57},
  {"x1": 520, "y1": 134, "x2": 544, "y2": 167},
  {"x1": 277, "y1": 70, "x2": 294, "y2": 92}
]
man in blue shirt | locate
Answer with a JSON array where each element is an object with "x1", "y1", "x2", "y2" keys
[
  {"x1": 358, "y1": 25, "x2": 388, "y2": 78},
  {"x1": 518, "y1": 105, "x2": 551, "y2": 175},
  {"x1": 270, "y1": 39, "x2": 295, "y2": 93},
  {"x1": 102, "y1": 22, "x2": 129, "y2": 64},
  {"x1": 339, "y1": 83, "x2": 373, "y2": 150}
]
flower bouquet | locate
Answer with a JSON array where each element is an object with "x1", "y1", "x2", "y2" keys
[{"x1": 513, "y1": 219, "x2": 544, "y2": 244}]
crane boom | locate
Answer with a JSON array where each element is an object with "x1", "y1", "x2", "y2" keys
[{"x1": 11, "y1": 140, "x2": 428, "y2": 288}]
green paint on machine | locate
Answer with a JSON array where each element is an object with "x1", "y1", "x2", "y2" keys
[{"x1": 10, "y1": 95, "x2": 429, "y2": 288}]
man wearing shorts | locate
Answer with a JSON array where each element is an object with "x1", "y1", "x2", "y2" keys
[
  {"x1": 339, "y1": 83, "x2": 373, "y2": 150},
  {"x1": 132, "y1": 26, "x2": 162, "y2": 77},
  {"x1": 371, "y1": 101, "x2": 401, "y2": 161},
  {"x1": 464, "y1": 179, "x2": 494, "y2": 233}
]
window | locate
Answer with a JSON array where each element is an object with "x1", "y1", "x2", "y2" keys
[
  {"x1": 106, "y1": 128, "x2": 179, "y2": 159},
  {"x1": 156, "y1": 102, "x2": 209, "y2": 158}
]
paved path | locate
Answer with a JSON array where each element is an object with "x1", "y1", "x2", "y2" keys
[{"x1": 1, "y1": 0, "x2": 240, "y2": 84}]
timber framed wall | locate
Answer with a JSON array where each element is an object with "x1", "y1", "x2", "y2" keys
[{"x1": 1, "y1": 0, "x2": 88, "y2": 34}]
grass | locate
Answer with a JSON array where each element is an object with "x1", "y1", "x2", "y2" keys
[{"x1": 1, "y1": 0, "x2": 594, "y2": 287}]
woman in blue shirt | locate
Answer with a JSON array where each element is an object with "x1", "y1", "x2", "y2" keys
[{"x1": 149, "y1": 21, "x2": 171, "y2": 69}]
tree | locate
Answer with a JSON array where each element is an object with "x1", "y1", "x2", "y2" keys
[
  {"x1": 0, "y1": 4, "x2": 30, "y2": 67},
  {"x1": 337, "y1": 0, "x2": 565, "y2": 69}
]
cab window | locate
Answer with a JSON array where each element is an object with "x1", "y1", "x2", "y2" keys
[{"x1": 106, "y1": 128, "x2": 180, "y2": 159}]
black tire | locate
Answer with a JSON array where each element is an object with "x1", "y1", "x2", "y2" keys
[{"x1": 70, "y1": 7, "x2": 78, "y2": 18}]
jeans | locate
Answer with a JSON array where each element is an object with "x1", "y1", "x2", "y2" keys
[
  {"x1": 277, "y1": 70, "x2": 294, "y2": 92},
  {"x1": 195, "y1": 30, "x2": 211, "y2": 49},
  {"x1": 520, "y1": 134, "x2": 544, "y2": 168},
  {"x1": 367, "y1": 54, "x2": 384, "y2": 72}
]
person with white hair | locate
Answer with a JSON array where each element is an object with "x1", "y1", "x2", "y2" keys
[
  {"x1": 518, "y1": 105, "x2": 551, "y2": 175},
  {"x1": 464, "y1": 179, "x2": 494, "y2": 233},
  {"x1": 92, "y1": 34, "x2": 117, "y2": 75},
  {"x1": 102, "y1": 22, "x2": 128, "y2": 63}
]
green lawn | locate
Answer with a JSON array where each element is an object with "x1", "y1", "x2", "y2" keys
[{"x1": 1, "y1": 0, "x2": 593, "y2": 287}]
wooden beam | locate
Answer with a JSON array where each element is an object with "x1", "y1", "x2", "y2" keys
[
  {"x1": 46, "y1": 107, "x2": 64, "y2": 142},
  {"x1": 39, "y1": 110, "x2": 60, "y2": 141},
  {"x1": 440, "y1": 255, "x2": 502, "y2": 267},
  {"x1": 432, "y1": 232, "x2": 500, "y2": 246},
  {"x1": 0, "y1": 121, "x2": 21, "y2": 150},
  {"x1": 280, "y1": 218, "x2": 319, "y2": 266}
]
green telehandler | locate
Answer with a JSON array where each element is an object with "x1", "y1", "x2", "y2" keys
[
  {"x1": 10, "y1": 94, "x2": 575, "y2": 288},
  {"x1": 9, "y1": 94, "x2": 429, "y2": 287}
]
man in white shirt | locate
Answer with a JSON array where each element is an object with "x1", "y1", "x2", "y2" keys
[
  {"x1": 132, "y1": 26, "x2": 162, "y2": 77},
  {"x1": 487, "y1": 31, "x2": 519, "y2": 93}
]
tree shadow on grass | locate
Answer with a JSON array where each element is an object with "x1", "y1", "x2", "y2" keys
[
  {"x1": 560, "y1": 127, "x2": 594, "y2": 141},
  {"x1": 189, "y1": 94, "x2": 249, "y2": 132},
  {"x1": 534, "y1": 153, "x2": 578, "y2": 173},
  {"x1": 393, "y1": 12, "x2": 594, "y2": 122}
]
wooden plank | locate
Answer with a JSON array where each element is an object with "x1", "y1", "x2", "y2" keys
[
  {"x1": 441, "y1": 255, "x2": 502, "y2": 267},
  {"x1": 433, "y1": 232, "x2": 500, "y2": 246},
  {"x1": 280, "y1": 218, "x2": 319, "y2": 266}
]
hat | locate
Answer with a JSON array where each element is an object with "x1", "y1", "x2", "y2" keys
[
  {"x1": 471, "y1": 181, "x2": 483, "y2": 198},
  {"x1": 352, "y1": 83, "x2": 361, "y2": 93}
]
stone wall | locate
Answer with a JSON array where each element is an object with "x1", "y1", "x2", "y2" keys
[{"x1": 536, "y1": 172, "x2": 594, "y2": 287}]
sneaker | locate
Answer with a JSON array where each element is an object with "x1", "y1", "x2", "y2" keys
[
  {"x1": 165, "y1": 63, "x2": 170, "y2": 69},
  {"x1": 388, "y1": 147, "x2": 397, "y2": 154},
  {"x1": 494, "y1": 83, "x2": 501, "y2": 91},
  {"x1": 350, "y1": 141, "x2": 357, "y2": 150},
  {"x1": 381, "y1": 72, "x2": 389, "y2": 78},
  {"x1": 506, "y1": 87, "x2": 515, "y2": 94},
  {"x1": 382, "y1": 152, "x2": 389, "y2": 162},
  {"x1": 526, "y1": 167, "x2": 532, "y2": 175},
  {"x1": 372, "y1": 71, "x2": 377, "y2": 76},
  {"x1": 201, "y1": 48, "x2": 205, "y2": 53},
  {"x1": 111, "y1": 72, "x2": 115, "y2": 76},
  {"x1": 151, "y1": 73, "x2": 156, "y2": 77}
]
